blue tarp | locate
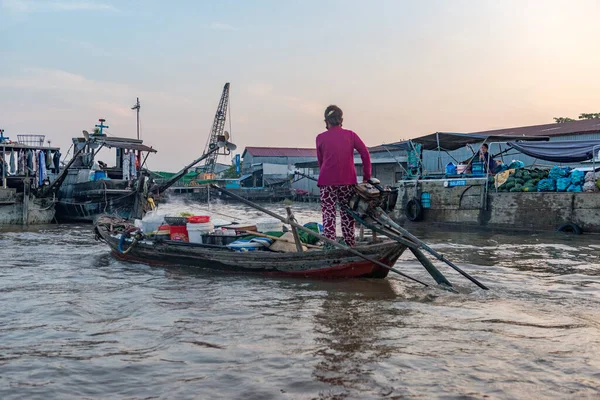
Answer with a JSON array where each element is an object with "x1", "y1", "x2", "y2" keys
[{"x1": 507, "y1": 140, "x2": 600, "y2": 163}]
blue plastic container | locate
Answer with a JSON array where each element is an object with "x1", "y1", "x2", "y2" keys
[
  {"x1": 472, "y1": 161, "x2": 485, "y2": 176},
  {"x1": 445, "y1": 163, "x2": 457, "y2": 175},
  {"x1": 421, "y1": 192, "x2": 431, "y2": 209},
  {"x1": 94, "y1": 171, "x2": 107, "y2": 180}
]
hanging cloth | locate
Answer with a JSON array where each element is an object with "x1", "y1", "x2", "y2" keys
[
  {"x1": 9, "y1": 149, "x2": 15, "y2": 175},
  {"x1": 130, "y1": 151, "x2": 137, "y2": 179},
  {"x1": 122, "y1": 150, "x2": 130, "y2": 181},
  {"x1": 26, "y1": 150, "x2": 34, "y2": 175},
  {"x1": 53, "y1": 151, "x2": 61, "y2": 173},
  {"x1": 18, "y1": 150, "x2": 24, "y2": 175},
  {"x1": 39, "y1": 151, "x2": 47, "y2": 186},
  {"x1": 46, "y1": 149, "x2": 52, "y2": 170}
]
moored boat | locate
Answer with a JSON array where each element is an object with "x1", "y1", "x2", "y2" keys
[
  {"x1": 94, "y1": 216, "x2": 407, "y2": 279},
  {"x1": 55, "y1": 120, "x2": 158, "y2": 223},
  {"x1": 0, "y1": 132, "x2": 63, "y2": 225}
]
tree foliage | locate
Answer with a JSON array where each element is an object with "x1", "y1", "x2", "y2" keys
[
  {"x1": 553, "y1": 117, "x2": 575, "y2": 123},
  {"x1": 221, "y1": 165, "x2": 240, "y2": 179},
  {"x1": 553, "y1": 113, "x2": 600, "y2": 123}
]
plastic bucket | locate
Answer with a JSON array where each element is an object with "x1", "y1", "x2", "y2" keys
[
  {"x1": 94, "y1": 170, "x2": 107, "y2": 180},
  {"x1": 187, "y1": 222, "x2": 214, "y2": 244},
  {"x1": 472, "y1": 162, "x2": 484, "y2": 176},
  {"x1": 445, "y1": 163, "x2": 457, "y2": 175},
  {"x1": 457, "y1": 164, "x2": 467, "y2": 174},
  {"x1": 421, "y1": 192, "x2": 431, "y2": 209},
  {"x1": 169, "y1": 225, "x2": 189, "y2": 242}
]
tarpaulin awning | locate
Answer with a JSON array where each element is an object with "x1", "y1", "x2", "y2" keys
[
  {"x1": 386, "y1": 132, "x2": 549, "y2": 151},
  {"x1": 507, "y1": 140, "x2": 600, "y2": 163},
  {"x1": 103, "y1": 140, "x2": 157, "y2": 153}
]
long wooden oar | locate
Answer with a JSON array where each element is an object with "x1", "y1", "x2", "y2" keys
[
  {"x1": 344, "y1": 206, "x2": 453, "y2": 288},
  {"x1": 346, "y1": 207, "x2": 453, "y2": 286},
  {"x1": 211, "y1": 184, "x2": 429, "y2": 287},
  {"x1": 376, "y1": 210, "x2": 489, "y2": 290}
]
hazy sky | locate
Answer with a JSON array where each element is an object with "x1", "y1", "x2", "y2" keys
[{"x1": 1, "y1": 0, "x2": 599, "y2": 170}]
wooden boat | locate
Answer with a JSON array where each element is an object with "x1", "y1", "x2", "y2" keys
[
  {"x1": 55, "y1": 126, "x2": 158, "y2": 223},
  {"x1": 0, "y1": 133, "x2": 63, "y2": 225},
  {"x1": 94, "y1": 216, "x2": 407, "y2": 279}
]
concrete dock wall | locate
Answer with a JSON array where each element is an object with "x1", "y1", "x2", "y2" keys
[{"x1": 395, "y1": 179, "x2": 600, "y2": 233}]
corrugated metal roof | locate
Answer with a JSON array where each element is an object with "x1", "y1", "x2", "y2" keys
[
  {"x1": 243, "y1": 147, "x2": 316, "y2": 158},
  {"x1": 467, "y1": 118, "x2": 600, "y2": 138},
  {"x1": 368, "y1": 143, "x2": 405, "y2": 153}
]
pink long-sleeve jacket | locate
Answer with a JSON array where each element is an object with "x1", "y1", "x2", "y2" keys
[{"x1": 316, "y1": 126, "x2": 372, "y2": 186}]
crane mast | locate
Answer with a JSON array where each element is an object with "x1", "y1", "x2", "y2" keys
[{"x1": 202, "y1": 82, "x2": 230, "y2": 177}]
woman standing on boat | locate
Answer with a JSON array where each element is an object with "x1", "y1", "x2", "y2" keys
[{"x1": 316, "y1": 105, "x2": 372, "y2": 247}]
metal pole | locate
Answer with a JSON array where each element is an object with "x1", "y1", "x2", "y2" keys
[
  {"x1": 2, "y1": 146, "x2": 6, "y2": 189},
  {"x1": 436, "y1": 132, "x2": 441, "y2": 171},
  {"x1": 131, "y1": 98, "x2": 141, "y2": 140},
  {"x1": 207, "y1": 184, "x2": 211, "y2": 210}
]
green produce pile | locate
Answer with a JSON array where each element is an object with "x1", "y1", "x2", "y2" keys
[{"x1": 497, "y1": 168, "x2": 549, "y2": 192}]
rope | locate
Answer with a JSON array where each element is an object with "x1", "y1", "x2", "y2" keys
[{"x1": 56, "y1": 191, "x2": 136, "y2": 206}]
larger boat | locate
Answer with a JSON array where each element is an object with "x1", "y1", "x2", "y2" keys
[
  {"x1": 56, "y1": 118, "x2": 237, "y2": 223},
  {"x1": 391, "y1": 132, "x2": 600, "y2": 233},
  {"x1": 0, "y1": 132, "x2": 64, "y2": 225},
  {"x1": 55, "y1": 120, "x2": 158, "y2": 223}
]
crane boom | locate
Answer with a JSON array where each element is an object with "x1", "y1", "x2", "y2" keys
[{"x1": 202, "y1": 82, "x2": 230, "y2": 177}]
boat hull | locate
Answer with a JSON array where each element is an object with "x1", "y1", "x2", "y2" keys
[
  {"x1": 95, "y1": 220, "x2": 406, "y2": 279},
  {"x1": 0, "y1": 189, "x2": 55, "y2": 225},
  {"x1": 56, "y1": 174, "x2": 147, "y2": 223}
]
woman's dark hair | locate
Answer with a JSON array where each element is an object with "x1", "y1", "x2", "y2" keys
[
  {"x1": 324, "y1": 105, "x2": 343, "y2": 127},
  {"x1": 481, "y1": 143, "x2": 489, "y2": 150}
]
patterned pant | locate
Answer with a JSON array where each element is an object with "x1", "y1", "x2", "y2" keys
[{"x1": 320, "y1": 185, "x2": 356, "y2": 247}]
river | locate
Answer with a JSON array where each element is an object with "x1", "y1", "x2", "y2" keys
[{"x1": 1, "y1": 200, "x2": 599, "y2": 399}]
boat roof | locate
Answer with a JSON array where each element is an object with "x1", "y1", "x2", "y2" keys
[
  {"x1": 0, "y1": 143, "x2": 60, "y2": 151},
  {"x1": 75, "y1": 135, "x2": 157, "y2": 153},
  {"x1": 388, "y1": 132, "x2": 550, "y2": 151}
]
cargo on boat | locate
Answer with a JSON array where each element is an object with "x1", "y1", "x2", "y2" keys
[{"x1": 94, "y1": 215, "x2": 406, "y2": 279}]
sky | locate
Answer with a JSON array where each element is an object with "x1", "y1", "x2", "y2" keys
[{"x1": 1, "y1": 0, "x2": 599, "y2": 170}]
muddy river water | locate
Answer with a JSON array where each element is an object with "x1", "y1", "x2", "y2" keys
[{"x1": 1, "y1": 200, "x2": 599, "y2": 399}]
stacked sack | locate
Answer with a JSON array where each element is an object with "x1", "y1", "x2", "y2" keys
[
  {"x1": 583, "y1": 171, "x2": 600, "y2": 192},
  {"x1": 497, "y1": 168, "x2": 548, "y2": 192},
  {"x1": 537, "y1": 166, "x2": 585, "y2": 193}
]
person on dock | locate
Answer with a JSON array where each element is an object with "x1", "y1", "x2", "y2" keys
[
  {"x1": 316, "y1": 105, "x2": 371, "y2": 247},
  {"x1": 479, "y1": 143, "x2": 496, "y2": 174}
]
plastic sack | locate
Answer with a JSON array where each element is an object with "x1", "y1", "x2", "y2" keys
[
  {"x1": 537, "y1": 178, "x2": 556, "y2": 192},
  {"x1": 508, "y1": 160, "x2": 525, "y2": 170},
  {"x1": 556, "y1": 177, "x2": 571, "y2": 192},
  {"x1": 570, "y1": 170, "x2": 585, "y2": 185},
  {"x1": 583, "y1": 181, "x2": 598, "y2": 192},
  {"x1": 585, "y1": 171, "x2": 600, "y2": 182},
  {"x1": 299, "y1": 222, "x2": 323, "y2": 245},
  {"x1": 567, "y1": 184, "x2": 582, "y2": 192},
  {"x1": 549, "y1": 166, "x2": 570, "y2": 180}
]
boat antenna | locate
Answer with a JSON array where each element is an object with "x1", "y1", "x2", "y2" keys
[
  {"x1": 95, "y1": 119, "x2": 109, "y2": 136},
  {"x1": 131, "y1": 97, "x2": 141, "y2": 140}
]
